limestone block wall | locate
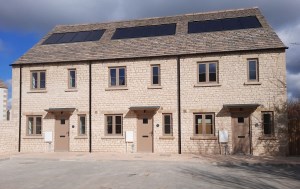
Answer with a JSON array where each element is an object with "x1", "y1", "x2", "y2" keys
[
  {"x1": 0, "y1": 88, "x2": 8, "y2": 121},
  {"x1": 180, "y1": 50, "x2": 287, "y2": 155},
  {"x1": 0, "y1": 121, "x2": 17, "y2": 153},
  {"x1": 10, "y1": 49, "x2": 287, "y2": 155},
  {"x1": 12, "y1": 63, "x2": 90, "y2": 152},
  {"x1": 91, "y1": 57, "x2": 178, "y2": 153}
]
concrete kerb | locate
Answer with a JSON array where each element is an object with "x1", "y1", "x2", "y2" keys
[{"x1": 2, "y1": 152, "x2": 300, "y2": 168}]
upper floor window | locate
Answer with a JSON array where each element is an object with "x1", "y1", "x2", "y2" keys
[
  {"x1": 78, "y1": 115, "x2": 86, "y2": 135},
  {"x1": 31, "y1": 71, "x2": 46, "y2": 89},
  {"x1": 198, "y1": 62, "x2": 217, "y2": 83},
  {"x1": 109, "y1": 67, "x2": 126, "y2": 87},
  {"x1": 194, "y1": 113, "x2": 214, "y2": 135},
  {"x1": 151, "y1": 65, "x2": 161, "y2": 85},
  {"x1": 262, "y1": 111, "x2": 274, "y2": 135},
  {"x1": 248, "y1": 59, "x2": 259, "y2": 82},
  {"x1": 163, "y1": 114, "x2": 173, "y2": 136},
  {"x1": 105, "y1": 115, "x2": 123, "y2": 136},
  {"x1": 68, "y1": 69, "x2": 76, "y2": 89},
  {"x1": 27, "y1": 116, "x2": 42, "y2": 135}
]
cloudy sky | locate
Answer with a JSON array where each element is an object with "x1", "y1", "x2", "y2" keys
[{"x1": 0, "y1": 0, "x2": 299, "y2": 103}]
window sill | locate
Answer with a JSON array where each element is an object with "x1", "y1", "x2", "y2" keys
[
  {"x1": 74, "y1": 136, "x2": 88, "y2": 139},
  {"x1": 65, "y1": 89, "x2": 78, "y2": 92},
  {"x1": 23, "y1": 136, "x2": 44, "y2": 139},
  {"x1": 147, "y1": 85, "x2": 162, "y2": 89},
  {"x1": 105, "y1": 87, "x2": 128, "y2": 91},
  {"x1": 258, "y1": 136, "x2": 277, "y2": 140},
  {"x1": 159, "y1": 136, "x2": 174, "y2": 140},
  {"x1": 101, "y1": 136, "x2": 124, "y2": 139},
  {"x1": 27, "y1": 90, "x2": 47, "y2": 93},
  {"x1": 194, "y1": 83, "x2": 221, "y2": 87},
  {"x1": 244, "y1": 82, "x2": 262, "y2": 85},
  {"x1": 190, "y1": 136, "x2": 217, "y2": 140}
]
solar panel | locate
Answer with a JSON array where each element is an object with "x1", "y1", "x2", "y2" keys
[
  {"x1": 239, "y1": 16, "x2": 262, "y2": 28},
  {"x1": 71, "y1": 31, "x2": 90, "y2": 42},
  {"x1": 42, "y1": 29, "x2": 105, "y2": 45},
  {"x1": 112, "y1": 23, "x2": 176, "y2": 40},
  {"x1": 221, "y1": 18, "x2": 242, "y2": 30},
  {"x1": 57, "y1": 32, "x2": 77, "y2": 43},
  {"x1": 85, "y1": 30, "x2": 105, "y2": 41},
  {"x1": 42, "y1": 33, "x2": 65, "y2": 44},
  {"x1": 188, "y1": 16, "x2": 262, "y2": 34}
]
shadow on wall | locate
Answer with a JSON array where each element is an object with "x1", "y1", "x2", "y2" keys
[
  {"x1": 253, "y1": 101, "x2": 289, "y2": 156},
  {"x1": 180, "y1": 164, "x2": 300, "y2": 189}
]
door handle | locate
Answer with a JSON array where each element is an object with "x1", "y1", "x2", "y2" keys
[{"x1": 67, "y1": 132, "x2": 69, "y2": 137}]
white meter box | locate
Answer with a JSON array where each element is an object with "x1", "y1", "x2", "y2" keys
[
  {"x1": 125, "y1": 131, "x2": 134, "y2": 143},
  {"x1": 219, "y1": 130, "x2": 228, "y2": 143},
  {"x1": 44, "y1": 131, "x2": 53, "y2": 143}
]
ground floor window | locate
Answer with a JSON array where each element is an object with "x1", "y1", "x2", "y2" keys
[
  {"x1": 105, "y1": 115, "x2": 123, "y2": 135},
  {"x1": 262, "y1": 111, "x2": 274, "y2": 135},
  {"x1": 194, "y1": 113, "x2": 214, "y2": 135},
  {"x1": 27, "y1": 116, "x2": 42, "y2": 135},
  {"x1": 163, "y1": 114, "x2": 172, "y2": 136},
  {"x1": 78, "y1": 115, "x2": 86, "y2": 135}
]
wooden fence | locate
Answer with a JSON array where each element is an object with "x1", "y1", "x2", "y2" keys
[{"x1": 288, "y1": 119, "x2": 300, "y2": 156}]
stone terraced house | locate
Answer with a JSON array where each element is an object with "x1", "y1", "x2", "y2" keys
[
  {"x1": 10, "y1": 7, "x2": 288, "y2": 155},
  {"x1": 0, "y1": 80, "x2": 8, "y2": 121}
]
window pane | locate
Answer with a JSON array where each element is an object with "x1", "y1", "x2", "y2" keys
[
  {"x1": 28, "y1": 117, "x2": 34, "y2": 135},
  {"x1": 70, "y1": 70, "x2": 76, "y2": 88},
  {"x1": 36, "y1": 117, "x2": 42, "y2": 135},
  {"x1": 107, "y1": 116, "x2": 113, "y2": 134},
  {"x1": 209, "y1": 63, "x2": 216, "y2": 82},
  {"x1": 40, "y1": 72, "x2": 46, "y2": 89},
  {"x1": 119, "y1": 76, "x2": 125, "y2": 85},
  {"x1": 249, "y1": 61, "x2": 257, "y2": 80},
  {"x1": 115, "y1": 116, "x2": 122, "y2": 134},
  {"x1": 165, "y1": 125, "x2": 171, "y2": 134},
  {"x1": 80, "y1": 116, "x2": 86, "y2": 135},
  {"x1": 263, "y1": 113, "x2": 272, "y2": 135},
  {"x1": 116, "y1": 116, "x2": 122, "y2": 125},
  {"x1": 205, "y1": 115, "x2": 213, "y2": 134},
  {"x1": 164, "y1": 115, "x2": 172, "y2": 135},
  {"x1": 195, "y1": 115, "x2": 202, "y2": 134},
  {"x1": 164, "y1": 115, "x2": 171, "y2": 125},
  {"x1": 143, "y1": 118, "x2": 148, "y2": 124},
  {"x1": 32, "y1": 73, "x2": 38, "y2": 89},
  {"x1": 110, "y1": 69, "x2": 116, "y2": 86},
  {"x1": 116, "y1": 124, "x2": 122, "y2": 134},
  {"x1": 61, "y1": 119, "x2": 65, "y2": 124},
  {"x1": 152, "y1": 66, "x2": 160, "y2": 85},
  {"x1": 238, "y1": 117, "x2": 244, "y2": 123},
  {"x1": 153, "y1": 76, "x2": 159, "y2": 85},
  {"x1": 199, "y1": 64, "x2": 206, "y2": 82},
  {"x1": 153, "y1": 66, "x2": 159, "y2": 76},
  {"x1": 119, "y1": 68, "x2": 126, "y2": 86},
  {"x1": 249, "y1": 71, "x2": 257, "y2": 80}
]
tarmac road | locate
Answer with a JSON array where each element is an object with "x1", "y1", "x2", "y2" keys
[{"x1": 0, "y1": 154, "x2": 299, "y2": 189}]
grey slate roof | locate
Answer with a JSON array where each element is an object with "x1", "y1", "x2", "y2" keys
[{"x1": 14, "y1": 7, "x2": 286, "y2": 65}]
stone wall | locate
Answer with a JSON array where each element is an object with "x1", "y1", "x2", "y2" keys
[
  {"x1": 11, "y1": 49, "x2": 287, "y2": 155},
  {"x1": 0, "y1": 88, "x2": 8, "y2": 121},
  {"x1": 0, "y1": 121, "x2": 17, "y2": 153},
  {"x1": 180, "y1": 50, "x2": 287, "y2": 155}
]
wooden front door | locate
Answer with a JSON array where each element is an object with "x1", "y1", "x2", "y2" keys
[
  {"x1": 232, "y1": 114, "x2": 250, "y2": 154},
  {"x1": 137, "y1": 114, "x2": 153, "y2": 152},
  {"x1": 55, "y1": 116, "x2": 70, "y2": 151}
]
